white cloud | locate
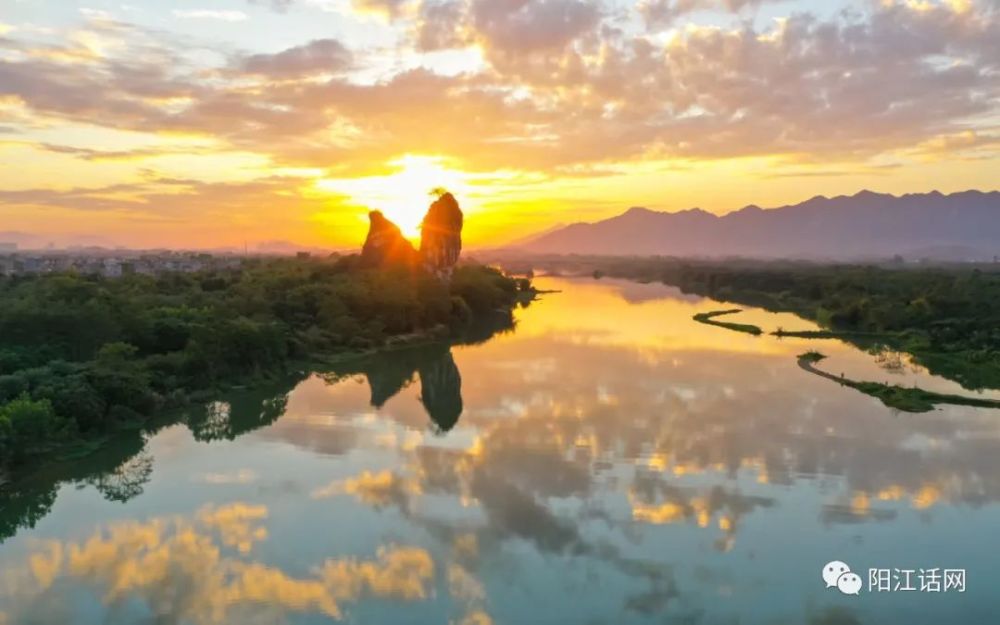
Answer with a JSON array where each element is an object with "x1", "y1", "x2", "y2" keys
[
  {"x1": 1, "y1": 0, "x2": 997, "y2": 174},
  {"x1": 79, "y1": 8, "x2": 114, "y2": 20},
  {"x1": 172, "y1": 9, "x2": 249, "y2": 22}
]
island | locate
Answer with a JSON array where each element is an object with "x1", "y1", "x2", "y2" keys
[{"x1": 0, "y1": 192, "x2": 533, "y2": 473}]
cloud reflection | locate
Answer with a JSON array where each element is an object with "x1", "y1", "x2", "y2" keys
[
  {"x1": 2, "y1": 503, "x2": 435, "y2": 624},
  {"x1": 277, "y1": 278, "x2": 1000, "y2": 566},
  {"x1": 6, "y1": 277, "x2": 1000, "y2": 623}
]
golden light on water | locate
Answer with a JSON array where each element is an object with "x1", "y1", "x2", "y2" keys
[{"x1": 317, "y1": 155, "x2": 474, "y2": 240}]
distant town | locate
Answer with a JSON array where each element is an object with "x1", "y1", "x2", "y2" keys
[{"x1": 0, "y1": 246, "x2": 281, "y2": 278}]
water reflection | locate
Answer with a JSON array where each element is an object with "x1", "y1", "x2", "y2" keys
[
  {"x1": 0, "y1": 311, "x2": 511, "y2": 544},
  {"x1": 1, "y1": 503, "x2": 435, "y2": 624},
  {"x1": 418, "y1": 349, "x2": 463, "y2": 432},
  {"x1": 334, "y1": 343, "x2": 464, "y2": 433},
  {"x1": 0, "y1": 424, "x2": 151, "y2": 542},
  {"x1": 188, "y1": 391, "x2": 291, "y2": 443},
  {"x1": 2, "y1": 278, "x2": 1000, "y2": 624}
]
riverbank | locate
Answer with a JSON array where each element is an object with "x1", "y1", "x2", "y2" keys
[
  {"x1": 690, "y1": 308, "x2": 1000, "y2": 412},
  {"x1": 773, "y1": 329, "x2": 897, "y2": 340},
  {"x1": 519, "y1": 257, "x2": 1000, "y2": 392},
  {"x1": 692, "y1": 309, "x2": 764, "y2": 335},
  {"x1": 797, "y1": 352, "x2": 1000, "y2": 413}
]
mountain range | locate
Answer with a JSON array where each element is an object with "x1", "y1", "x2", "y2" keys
[{"x1": 516, "y1": 190, "x2": 1000, "y2": 261}]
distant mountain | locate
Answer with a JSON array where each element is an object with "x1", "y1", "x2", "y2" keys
[
  {"x1": 518, "y1": 190, "x2": 1000, "y2": 260},
  {"x1": 503, "y1": 222, "x2": 569, "y2": 247}
]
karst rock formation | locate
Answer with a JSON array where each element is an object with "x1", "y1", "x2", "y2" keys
[
  {"x1": 419, "y1": 192, "x2": 464, "y2": 280},
  {"x1": 360, "y1": 210, "x2": 418, "y2": 267},
  {"x1": 360, "y1": 192, "x2": 464, "y2": 281}
]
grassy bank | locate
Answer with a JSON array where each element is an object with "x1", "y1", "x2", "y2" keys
[
  {"x1": 693, "y1": 310, "x2": 764, "y2": 335},
  {"x1": 797, "y1": 352, "x2": 1000, "y2": 413}
]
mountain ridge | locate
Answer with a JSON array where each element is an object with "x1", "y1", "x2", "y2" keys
[{"x1": 516, "y1": 190, "x2": 1000, "y2": 260}]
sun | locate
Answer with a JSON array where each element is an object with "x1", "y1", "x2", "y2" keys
[{"x1": 317, "y1": 155, "x2": 471, "y2": 240}]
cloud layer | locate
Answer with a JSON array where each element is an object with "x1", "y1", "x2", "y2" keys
[
  {"x1": 4, "y1": 2, "x2": 996, "y2": 167},
  {"x1": 0, "y1": 0, "x2": 997, "y2": 246}
]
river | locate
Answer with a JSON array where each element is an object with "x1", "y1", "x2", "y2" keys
[{"x1": 1, "y1": 276, "x2": 999, "y2": 624}]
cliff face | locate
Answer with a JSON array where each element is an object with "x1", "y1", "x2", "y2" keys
[
  {"x1": 420, "y1": 192, "x2": 464, "y2": 280},
  {"x1": 360, "y1": 210, "x2": 417, "y2": 267},
  {"x1": 359, "y1": 193, "x2": 465, "y2": 280}
]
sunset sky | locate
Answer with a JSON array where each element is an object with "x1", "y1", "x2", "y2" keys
[{"x1": 0, "y1": 0, "x2": 997, "y2": 249}]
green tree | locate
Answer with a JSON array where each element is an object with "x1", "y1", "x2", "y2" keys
[
  {"x1": 87, "y1": 342, "x2": 156, "y2": 422},
  {"x1": 0, "y1": 395, "x2": 68, "y2": 464}
]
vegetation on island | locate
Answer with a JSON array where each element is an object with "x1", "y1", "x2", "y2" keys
[
  {"x1": 796, "y1": 352, "x2": 1000, "y2": 413},
  {"x1": 0, "y1": 256, "x2": 532, "y2": 471},
  {"x1": 773, "y1": 329, "x2": 891, "y2": 340},
  {"x1": 799, "y1": 351, "x2": 827, "y2": 364},
  {"x1": 693, "y1": 309, "x2": 764, "y2": 336}
]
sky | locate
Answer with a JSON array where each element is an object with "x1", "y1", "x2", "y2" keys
[{"x1": 0, "y1": 0, "x2": 997, "y2": 250}]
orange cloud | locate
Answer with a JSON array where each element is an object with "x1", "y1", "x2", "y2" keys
[
  {"x1": 0, "y1": 0, "x2": 996, "y2": 247},
  {"x1": 4, "y1": 505, "x2": 436, "y2": 624}
]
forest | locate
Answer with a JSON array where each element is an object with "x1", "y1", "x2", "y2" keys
[{"x1": 0, "y1": 255, "x2": 530, "y2": 470}]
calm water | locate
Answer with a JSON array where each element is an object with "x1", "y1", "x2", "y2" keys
[{"x1": 2, "y1": 276, "x2": 1000, "y2": 625}]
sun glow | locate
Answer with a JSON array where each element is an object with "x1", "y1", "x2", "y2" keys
[{"x1": 317, "y1": 155, "x2": 473, "y2": 239}]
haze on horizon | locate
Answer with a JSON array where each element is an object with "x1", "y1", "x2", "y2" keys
[{"x1": 0, "y1": 0, "x2": 998, "y2": 250}]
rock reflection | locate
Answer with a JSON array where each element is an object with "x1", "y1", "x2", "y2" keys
[
  {"x1": 337, "y1": 343, "x2": 465, "y2": 433},
  {"x1": 418, "y1": 349, "x2": 463, "y2": 433}
]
